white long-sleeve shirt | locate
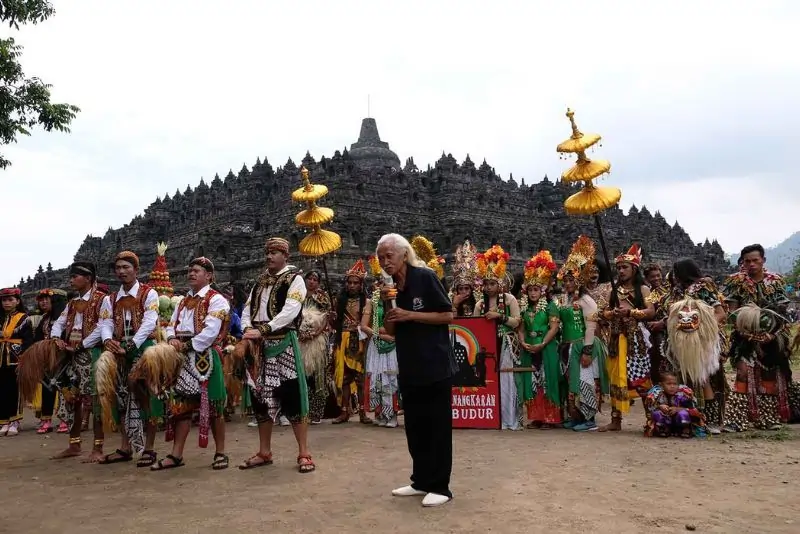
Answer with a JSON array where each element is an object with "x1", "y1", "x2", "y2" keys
[
  {"x1": 241, "y1": 266, "x2": 306, "y2": 333},
  {"x1": 166, "y1": 285, "x2": 230, "y2": 353},
  {"x1": 50, "y1": 290, "x2": 103, "y2": 348},
  {"x1": 97, "y1": 281, "x2": 159, "y2": 349}
]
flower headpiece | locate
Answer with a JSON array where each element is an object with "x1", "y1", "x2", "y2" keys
[
  {"x1": 524, "y1": 250, "x2": 557, "y2": 288},
  {"x1": 476, "y1": 244, "x2": 512, "y2": 287},
  {"x1": 345, "y1": 258, "x2": 367, "y2": 280},
  {"x1": 451, "y1": 240, "x2": 478, "y2": 290},
  {"x1": 411, "y1": 235, "x2": 446, "y2": 280},
  {"x1": 615, "y1": 243, "x2": 642, "y2": 268},
  {"x1": 367, "y1": 255, "x2": 382, "y2": 278},
  {"x1": 557, "y1": 235, "x2": 596, "y2": 286}
]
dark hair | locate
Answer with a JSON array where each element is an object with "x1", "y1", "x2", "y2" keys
[
  {"x1": 304, "y1": 270, "x2": 322, "y2": 281},
  {"x1": 643, "y1": 263, "x2": 663, "y2": 277},
  {"x1": 609, "y1": 265, "x2": 646, "y2": 309},
  {"x1": 0, "y1": 297, "x2": 26, "y2": 319},
  {"x1": 740, "y1": 244, "x2": 765, "y2": 259},
  {"x1": 672, "y1": 258, "x2": 703, "y2": 286},
  {"x1": 660, "y1": 371, "x2": 678, "y2": 382},
  {"x1": 333, "y1": 286, "x2": 366, "y2": 350},
  {"x1": 594, "y1": 257, "x2": 611, "y2": 284}
]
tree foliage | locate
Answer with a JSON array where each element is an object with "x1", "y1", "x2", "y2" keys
[
  {"x1": 786, "y1": 255, "x2": 800, "y2": 287},
  {"x1": 0, "y1": 0, "x2": 79, "y2": 169}
]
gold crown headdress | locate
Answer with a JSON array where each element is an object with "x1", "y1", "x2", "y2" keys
[
  {"x1": 615, "y1": 243, "x2": 642, "y2": 268},
  {"x1": 345, "y1": 258, "x2": 367, "y2": 280},
  {"x1": 557, "y1": 235, "x2": 596, "y2": 286},
  {"x1": 451, "y1": 240, "x2": 478, "y2": 290},
  {"x1": 410, "y1": 235, "x2": 445, "y2": 279}
]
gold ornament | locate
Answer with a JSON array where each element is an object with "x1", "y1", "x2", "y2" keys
[{"x1": 292, "y1": 166, "x2": 342, "y2": 256}]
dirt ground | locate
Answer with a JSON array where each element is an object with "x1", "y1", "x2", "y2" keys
[{"x1": 1, "y1": 404, "x2": 799, "y2": 534}]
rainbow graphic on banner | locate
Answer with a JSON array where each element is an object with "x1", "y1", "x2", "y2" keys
[{"x1": 449, "y1": 323, "x2": 480, "y2": 365}]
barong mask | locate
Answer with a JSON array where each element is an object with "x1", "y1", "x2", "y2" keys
[
  {"x1": 666, "y1": 297, "x2": 721, "y2": 386},
  {"x1": 557, "y1": 235, "x2": 597, "y2": 287}
]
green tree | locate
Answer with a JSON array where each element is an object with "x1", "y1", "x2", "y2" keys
[
  {"x1": 786, "y1": 255, "x2": 800, "y2": 287},
  {"x1": 0, "y1": 0, "x2": 79, "y2": 169}
]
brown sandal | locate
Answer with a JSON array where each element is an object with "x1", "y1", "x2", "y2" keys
[
  {"x1": 297, "y1": 454, "x2": 315, "y2": 473},
  {"x1": 238, "y1": 452, "x2": 273, "y2": 470}
]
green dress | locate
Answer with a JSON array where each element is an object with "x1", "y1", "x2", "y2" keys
[{"x1": 520, "y1": 300, "x2": 562, "y2": 407}]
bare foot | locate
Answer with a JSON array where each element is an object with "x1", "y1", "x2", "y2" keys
[
  {"x1": 82, "y1": 448, "x2": 105, "y2": 464},
  {"x1": 51, "y1": 447, "x2": 82, "y2": 460},
  {"x1": 598, "y1": 421, "x2": 622, "y2": 432}
]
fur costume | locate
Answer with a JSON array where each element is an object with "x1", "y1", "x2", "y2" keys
[{"x1": 665, "y1": 297, "x2": 721, "y2": 386}]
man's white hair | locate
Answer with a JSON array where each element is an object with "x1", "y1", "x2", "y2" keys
[{"x1": 376, "y1": 233, "x2": 428, "y2": 269}]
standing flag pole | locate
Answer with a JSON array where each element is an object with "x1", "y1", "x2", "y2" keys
[
  {"x1": 556, "y1": 108, "x2": 621, "y2": 290},
  {"x1": 292, "y1": 165, "x2": 341, "y2": 304}
]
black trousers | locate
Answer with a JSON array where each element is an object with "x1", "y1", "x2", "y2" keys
[
  {"x1": 40, "y1": 385, "x2": 57, "y2": 419},
  {"x1": 0, "y1": 364, "x2": 23, "y2": 424},
  {"x1": 400, "y1": 377, "x2": 453, "y2": 498}
]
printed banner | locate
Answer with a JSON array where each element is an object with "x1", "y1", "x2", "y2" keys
[{"x1": 450, "y1": 317, "x2": 500, "y2": 429}]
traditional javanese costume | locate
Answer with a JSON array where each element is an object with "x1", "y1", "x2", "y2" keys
[
  {"x1": 241, "y1": 253, "x2": 308, "y2": 424},
  {"x1": 97, "y1": 252, "x2": 163, "y2": 454},
  {"x1": 722, "y1": 268, "x2": 794, "y2": 431},
  {"x1": 654, "y1": 278, "x2": 727, "y2": 428},
  {"x1": 643, "y1": 384, "x2": 706, "y2": 438},
  {"x1": 166, "y1": 257, "x2": 229, "y2": 446},
  {"x1": 474, "y1": 244, "x2": 522, "y2": 430},
  {"x1": 449, "y1": 240, "x2": 479, "y2": 317},
  {"x1": 556, "y1": 236, "x2": 608, "y2": 431},
  {"x1": 600, "y1": 244, "x2": 652, "y2": 417},
  {"x1": 30, "y1": 288, "x2": 68, "y2": 431},
  {"x1": 0, "y1": 288, "x2": 32, "y2": 431},
  {"x1": 519, "y1": 251, "x2": 562, "y2": 426},
  {"x1": 332, "y1": 259, "x2": 368, "y2": 420},
  {"x1": 48, "y1": 264, "x2": 105, "y2": 434},
  {"x1": 363, "y1": 255, "x2": 399, "y2": 425},
  {"x1": 298, "y1": 284, "x2": 331, "y2": 422}
]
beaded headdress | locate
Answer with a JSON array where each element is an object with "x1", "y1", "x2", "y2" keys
[
  {"x1": 557, "y1": 235, "x2": 596, "y2": 286},
  {"x1": 410, "y1": 235, "x2": 445, "y2": 280},
  {"x1": 451, "y1": 240, "x2": 478, "y2": 290}
]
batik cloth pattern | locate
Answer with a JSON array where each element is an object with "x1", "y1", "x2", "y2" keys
[{"x1": 247, "y1": 331, "x2": 309, "y2": 423}]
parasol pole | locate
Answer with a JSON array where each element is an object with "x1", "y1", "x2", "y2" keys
[
  {"x1": 320, "y1": 254, "x2": 335, "y2": 306},
  {"x1": 593, "y1": 214, "x2": 617, "y2": 293}
]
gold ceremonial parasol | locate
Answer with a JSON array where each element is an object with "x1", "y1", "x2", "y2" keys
[
  {"x1": 292, "y1": 165, "x2": 341, "y2": 298},
  {"x1": 556, "y1": 108, "x2": 620, "y2": 274}
]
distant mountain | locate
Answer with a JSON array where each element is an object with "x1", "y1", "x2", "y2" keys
[{"x1": 765, "y1": 232, "x2": 800, "y2": 274}]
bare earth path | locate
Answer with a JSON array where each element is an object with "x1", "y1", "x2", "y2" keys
[{"x1": 2, "y1": 405, "x2": 798, "y2": 534}]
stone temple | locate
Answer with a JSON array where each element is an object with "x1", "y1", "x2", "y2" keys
[{"x1": 17, "y1": 118, "x2": 728, "y2": 296}]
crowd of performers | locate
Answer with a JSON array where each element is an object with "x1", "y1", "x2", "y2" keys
[{"x1": 1, "y1": 233, "x2": 799, "y2": 472}]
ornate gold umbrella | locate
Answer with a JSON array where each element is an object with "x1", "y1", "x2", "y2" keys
[
  {"x1": 292, "y1": 166, "x2": 341, "y2": 299},
  {"x1": 557, "y1": 108, "x2": 621, "y2": 273}
]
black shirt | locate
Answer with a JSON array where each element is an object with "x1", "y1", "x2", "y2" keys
[{"x1": 394, "y1": 264, "x2": 453, "y2": 387}]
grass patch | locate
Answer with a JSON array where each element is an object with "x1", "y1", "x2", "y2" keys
[{"x1": 723, "y1": 426, "x2": 798, "y2": 442}]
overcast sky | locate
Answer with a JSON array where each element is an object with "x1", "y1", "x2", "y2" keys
[{"x1": 3, "y1": 1, "x2": 799, "y2": 286}]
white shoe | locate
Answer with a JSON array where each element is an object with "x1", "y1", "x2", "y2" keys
[
  {"x1": 0, "y1": 424, "x2": 9, "y2": 436},
  {"x1": 385, "y1": 416, "x2": 398, "y2": 428},
  {"x1": 392, "y1": 485, "x2": 426, "y2": 497},
  {"x1": 311, "y1": 419, "x2": 322, "y2": 425},
  {"x1": 6, "y1": 422, "x2": 19, "y2": 437},
  {"x1": 247, "y1": 419, "x2": 258, "y2": 428},
  {"x1": 422, "y1": 493, "x2": 452, "y2": 507},
  {"x1": 707, "y1": 424, "x2": 721, "y2": 435},
  {"x1": 279, "y1": 415, "x2": 291, "y2": 427}
]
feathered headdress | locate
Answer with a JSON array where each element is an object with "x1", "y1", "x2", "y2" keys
[
  {"x1": 345, "y1": 258, "x2": 367, "y2": 280},
  {"x1": 367, "y1": 255, "x2": 382, "y2": 277},
  {"x1": 451, "y1": 240, "x2": 478, "y2": 290},
  {"x1": 524, "y1": 250, "x2": 557, "y2": 288},
  {"x1": 557, "y1": 235, "x2": 596, "y2": 286},
  {"x1": 476, "y1": 244, "x2": 512, "y2": 287},
  {"x1": 615, "y1": 243, "x2": 642, "y2": 268},
  {"x1": 411, "y1": 235, "x2": 446, "y2": 279}
]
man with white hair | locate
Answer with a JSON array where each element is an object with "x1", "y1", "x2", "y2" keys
[{"x1": 378, "y1": 233, "x2": 455, "y2": 508}]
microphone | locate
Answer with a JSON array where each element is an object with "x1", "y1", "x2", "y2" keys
[{"x1": 382, "y1": 273, "x2": 397, "y2": 309}]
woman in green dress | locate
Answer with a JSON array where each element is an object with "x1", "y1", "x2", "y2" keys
[{"x1": 517, "y1": 251, "x2": 562, "y2": 428}]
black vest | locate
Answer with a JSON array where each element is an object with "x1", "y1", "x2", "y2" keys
[{"x1": 250, "y1": 268, "x2": 303, "y2": 335}]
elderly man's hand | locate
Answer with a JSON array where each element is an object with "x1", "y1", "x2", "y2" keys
[{"x1": 386, "y1": 308, "x2": 413, "y2": 323}]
